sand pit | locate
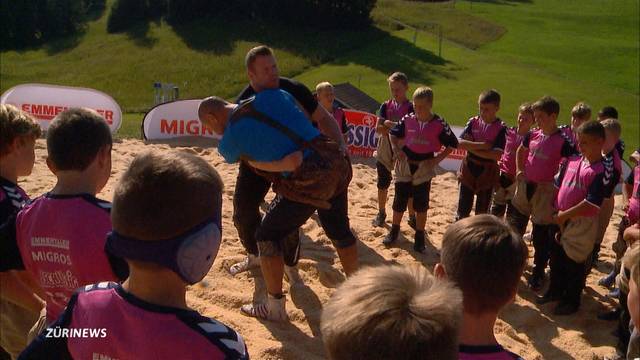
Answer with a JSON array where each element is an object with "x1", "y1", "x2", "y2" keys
[{"x1": 19, "y1": 138, "x2": 622, "y2": 359}]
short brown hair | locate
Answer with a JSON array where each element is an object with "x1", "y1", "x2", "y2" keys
[
  {"x1": 0, "y1": 104, "x2": 41, "y2": 156},
  {"x1": 577, "y1": 120, "x2": 605, "y2": 140},
  {"x1": 321, "y1": 264, "x2": 462, "y2": 360},
  {"x1": 387, "y1": 71, "x2": 409, "y2": 87},
  {"x1": 441, "y1": 214, "x2": 527, "y2": 314},
  {"x1": 518, "y1": 102, "x2": 533, "y2": 115},
  {"x1": 479, "y1": 89, "x2": 500, "y2": 106},
  {"x1": 46, "y1": 108, "x2": 112, "y2": 171},
  {"x1": 112, "y1": 149, "x2": 223, "y2": 241},
  {"x1": 245, "y1": 45, "x2": 274, "y2": 70},
  {"x1": 571, "y1": 102, "x2": 591, "y2": 120},
  {"x1": 600, "y1": 118, "x2": 621, "y2": 136},
  {"x1": 532, "y1": 96, "x2": 560, "y2": 116},
  {"x1": 413, "y1": 86, "x2": 433, "y2": 102}
]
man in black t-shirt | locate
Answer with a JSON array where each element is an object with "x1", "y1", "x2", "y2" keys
[{"x1": 228, "y1": 47, "x2": 354, "y2": 302}]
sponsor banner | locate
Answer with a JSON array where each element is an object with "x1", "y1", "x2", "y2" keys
[
  {"x1": 142, "y1": 99, "x2": 219, "y2": 141},
  {"x1": 0, "y1": 83, "x2": 122, "y2": 133}
]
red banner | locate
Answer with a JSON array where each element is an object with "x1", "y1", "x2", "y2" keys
[{"x1": 343, "y1": 109, "x2": 379, "y2": 157}]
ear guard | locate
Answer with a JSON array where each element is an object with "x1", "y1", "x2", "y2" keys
[{"x1": 105, "y1": 217, "x2": 221, "y2": 285}]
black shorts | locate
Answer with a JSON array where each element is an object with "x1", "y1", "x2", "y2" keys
[
  {"x1": 376, "y1": 161, "x2": 392, "y2": 190},
  {"x1": 255, "y1": 190, "x2": 356, "y2": 257},
  {"x1": 393, "y1": 180, "x2": 431, "y2": 213}
]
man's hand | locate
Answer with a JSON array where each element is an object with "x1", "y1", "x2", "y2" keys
[{"x1": 384, "y1": 120, "x2": 395, "y2": 129}]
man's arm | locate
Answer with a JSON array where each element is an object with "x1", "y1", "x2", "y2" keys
[
  {"x1": 515, "y1": 144, "x2": 528, "y2": 181},
  {"x1": 247, "y1": 151, "x2": 303, "y2": 172},
  {"x1": 311, "y1": 105, "x2": 347, "y2": 150}
]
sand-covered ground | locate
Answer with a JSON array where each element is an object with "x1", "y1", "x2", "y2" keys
[{"x1": 20, "y1": 138, "x2": 624, "y2": 359}]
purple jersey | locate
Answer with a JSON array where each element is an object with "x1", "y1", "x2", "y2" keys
[
  {"x1": 522, "y1": 128, "x2": 577, "y2": 183},
  {"x1": 15, "y1": 194, "x2": 124, "y2": 322},
  {"x1": 380, "y1": 99, "x2": 413, "y2": 122},
  {"x1": 555, "y1": 156, "x2": 608, "y2": 217},
  {"x1": 603, "y1": 147, "x2": 622, "y2": 198},
  {"x1": 20, "y1": 282, "x2": 249, "y2": 360},
  {"x1": 627, "y1": 165, "x2": 640, "y2": 224},
  {"x1": 390, "y1": 113, "x2": 458, "y2": 159},
  {"x1": 499, "y1": 127, "x2": 526, "y2": 176},
  {"x1": 559, "y1": 125, "x2": 579, "y2": 152},
  {"x1": 459, "y1": 344, "x2": 523, "y2": 360},
  {"x1": 460, "y1": 116, "x2": 507, "y2": 152},
  {"x1": 0, "y1": 177, "x2": 29, "y2": 223}
]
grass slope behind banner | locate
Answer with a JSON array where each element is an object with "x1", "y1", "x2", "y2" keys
[
  {"x1": 0, "y1": 83, "x2": 122, "y2": 133},
  {"x1": 142, "y1": 99, "x2": 220, "y2": 144}
]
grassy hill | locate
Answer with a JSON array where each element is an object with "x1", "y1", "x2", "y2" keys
[{"x1": 1, "y1": 0, "x2": 638, "y2": 150}]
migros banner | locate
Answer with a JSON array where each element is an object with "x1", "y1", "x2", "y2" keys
[
  {"x1": 0, "y1": 83, "x2": 122, "y2": 133},
  {"x1": 142, "y1": 99, "x2": 219, "y2": 141}
]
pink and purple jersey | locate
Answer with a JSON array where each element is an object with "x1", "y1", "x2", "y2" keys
[
  {"x1": 627, "y1": 165, "x2": 640, "y2": 224},
  {"x1": 560, "y1": 125, "x2": 579, "y2": 152},
  {"x1": 603, "y1": 147, "x2": 622, "y2": 198},
  {"x1": 554, "y1": 156, "x2": 608, "y2": 217},
  {"x1": 20, "y1": 282, "x2": 249, "y2": 360},
  {"x1": 499, "y1": 127, "x2": 527, "y2": 176},
  {"x1": 522, "y1": 128, "x2": 578, "y2": 183},
  {"x1": 332, "y1": 106, "x2": 348, "y2": 134},
  {"x1": 379, "y1": 99, "x2": 413, "y2": 122},
  {"x1": 459, "y1": 344, "x2": 523, "y2": 360},
  {"x1": 460, "y1": 116, "x2": 507, "y2": 153},
  {"x1": 14, "y1": 193, "x2": 127, "y2": 322},
  {"x1": 0, "y1": 177, "x2": 29, "y2": 223},
  {"x1": 390, "y1": 113, "x2": 458, "y2": 160}
]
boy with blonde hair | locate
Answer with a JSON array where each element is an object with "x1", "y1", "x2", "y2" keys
[
  {"x1": 435, "y1": 214, "x2": 527, "y2": 359},
  {"x1": 21, "y1": 150, "x2": 248, "y2": 359},
  {"x1": 0, "y1": 104, "x2": 44, "y2": 359},
  {"x1": 316, "y1": 82, "x2": 348, "y2": 140},
  {"x1": 321, "y1": 264, "x2": 462, "y2": 360},
  {"x1": 373, "y1": 72, "x2": 415, "y2": 227},
  {"x1": 0, "y1": 108, "x2": 128, "y2": 336},
  {"x1": 560, "y1": 102, "x2": 591, "y2": 146},
  {"x1": 384, "y1": 86, "x2": 458, "y2": 252},
  {"x1": 490, "y1": 103, "x2": 534, "y2": 221}
]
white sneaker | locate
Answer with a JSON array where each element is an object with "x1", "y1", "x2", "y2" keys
[
  {"x1": 240, "y1": 294, "x2": 288, "y2": 322},
  {"x1": 228, "y1": 254, "x2": 259, "y2": 276},
  {"x1": 284, "y1": 265, "x2": 303, "y2": 286}
]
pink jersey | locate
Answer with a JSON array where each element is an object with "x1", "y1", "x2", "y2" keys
[
  {"x1": 459, "y1": 345, "x2": 523, "y2": 360},
  {"x1": 460, "y1": 116, "x2": 507, "y2": 150},
  {"x1": 333, "y1": 107, "x2": 345, "y2": 132},
  {"x1": 15, "y1": 194, "x2": 121, "y2": 321},
  {"x1": 628, "y1": 165, "x2": 640, "y2": 224},
  {"x1": 402, "y1": 113, "x2": 457, "y2": 154},
  {"x1": 523, "y1": 128, "x2": 577, "y2": 183},
  {"x1": 499, "y1": 127, "x2": 526, "y2": 176},
  {"x1": 555, "y1": 156, "x2": 607, "y2": 217},
  {"x1": 381, "y1": 99, "x2": 413, "y2": 122},
  {"x1": 560, "y1": 125, "x2": 579, "y2": 152},
  {"x1": 603, "y1": 147, "x2": 623, "y2": 198}
]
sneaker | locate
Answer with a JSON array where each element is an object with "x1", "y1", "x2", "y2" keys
[
  {"x1": 553, "y1": 302, "x2": 579, "y2": 316},
  {"x1": 240, "y1": 294, "x2": 288, "y2": 322},
  {"x1": 608, "y1": 288, "x2": 620, "y2": 299},
  {"x1": 536, "y1": 291, "x2": 560, "y2": 305},
  {"x1": 228, "y1": 254, "x2": 260, "y2": 276},
  {"x1": 284, "y1": 265, "x2": 303, "y2": 286},
  {"x1": 383, "y1": 228, "x2": 399, "y2": 246},
  {"x1": 373, "y1": 212, "x2": 386, "y2": 227},
  {"x1": 597, "y1": 308, "x2": 621, "y2": 321},
  {"x1": 408, "y1": 215, "x2": 417, "y2": 230},
  {"x1": 523, "y1": 232, "x2": 532, "y2": 242},
  {"x1": 528, "y1": 273, "x2": 544, "y2": 291},
  {"x1": 414, "y1": 231, "x2": 426, "y2": 253},
  {"x1": 599, "y1": 271, "x2": 617, "y2": 288}
]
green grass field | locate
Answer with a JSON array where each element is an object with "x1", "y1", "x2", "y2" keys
[{"x1": 1, "y1": 0, "x2": 638, "y2": 150}]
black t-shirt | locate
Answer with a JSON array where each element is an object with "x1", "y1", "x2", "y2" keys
[{"x1": 235, "y1": 77, "x2": 318, "y2": 115}]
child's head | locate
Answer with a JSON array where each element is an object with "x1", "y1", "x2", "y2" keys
[
  {"x1": 316, "y1": 82, "x2": 336, "y2": 108},
  {"x1": 387, "y1": 72, "x2": 409, "y2": 102},
  {"x1": 600, "y1": 118, "x2": 621, "y2": 152},
  {"x1": 576, "y1": 121, "x2": 605, "y2": 160},
  {"x1": 517, "y1": 102, "x2": 534, "y2": 131},
  {"x1": 109, "y1": 150, "x2": 224, "y2": 285},
  {"x1": 0, "y1": 104, "x2": 41, "y2": 177},
  {"x1": 436, "y1": 214, "x2": 527, "y2": 315},
  {"x1": 46, "y1": 108, "x2": 112, "y2": 192},
  {"x1": 624, "y1": 244, "x2": 640, "y2": 327},
  {"x1": 412, "y1": 86, "x2": 434, "y2": 120},
  {"x1": 478, "y1": 89, "x2": 500, "y2": 122},
  {"x1": 598, "y1": 106, "x2": 618, "y2": 122},
  {"x1": 321, "y1": 264, "x2": 462, "y2": 360},
  {"x1": 532, "y1": 96, "x2": 560, "y2": 130},
  {"x1": 570, "y1": 102, "x2": 591, "y2": 129}
]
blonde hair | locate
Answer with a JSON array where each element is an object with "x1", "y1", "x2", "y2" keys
[
  {"x1": 321, "y1": 264, "x2": 462, "y2": 360},
  {"x1": 0, "y1": 104, "x2": 41, "y2": 156},
  {"x1": 441, "y1": 214, "x2": 527, "y2": 314},
  {"x1": 518, "y1": 102, "x2": 533, "y2": 115},
  {"x1": 388, "y1": 72, "x2": 408, "y2": 86},
  {"x1": 315, "y1": 82, "x2": 334, "y2": 94},
  {"x1": 413, "y1": 86, "x2": 434, "y2": 103},
  {"x1": 571, "y1": 102, "x2": 592, "y2": 120},
  {"x1": 600, "y1": 118, "x2": 621, "y2": 136}
]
